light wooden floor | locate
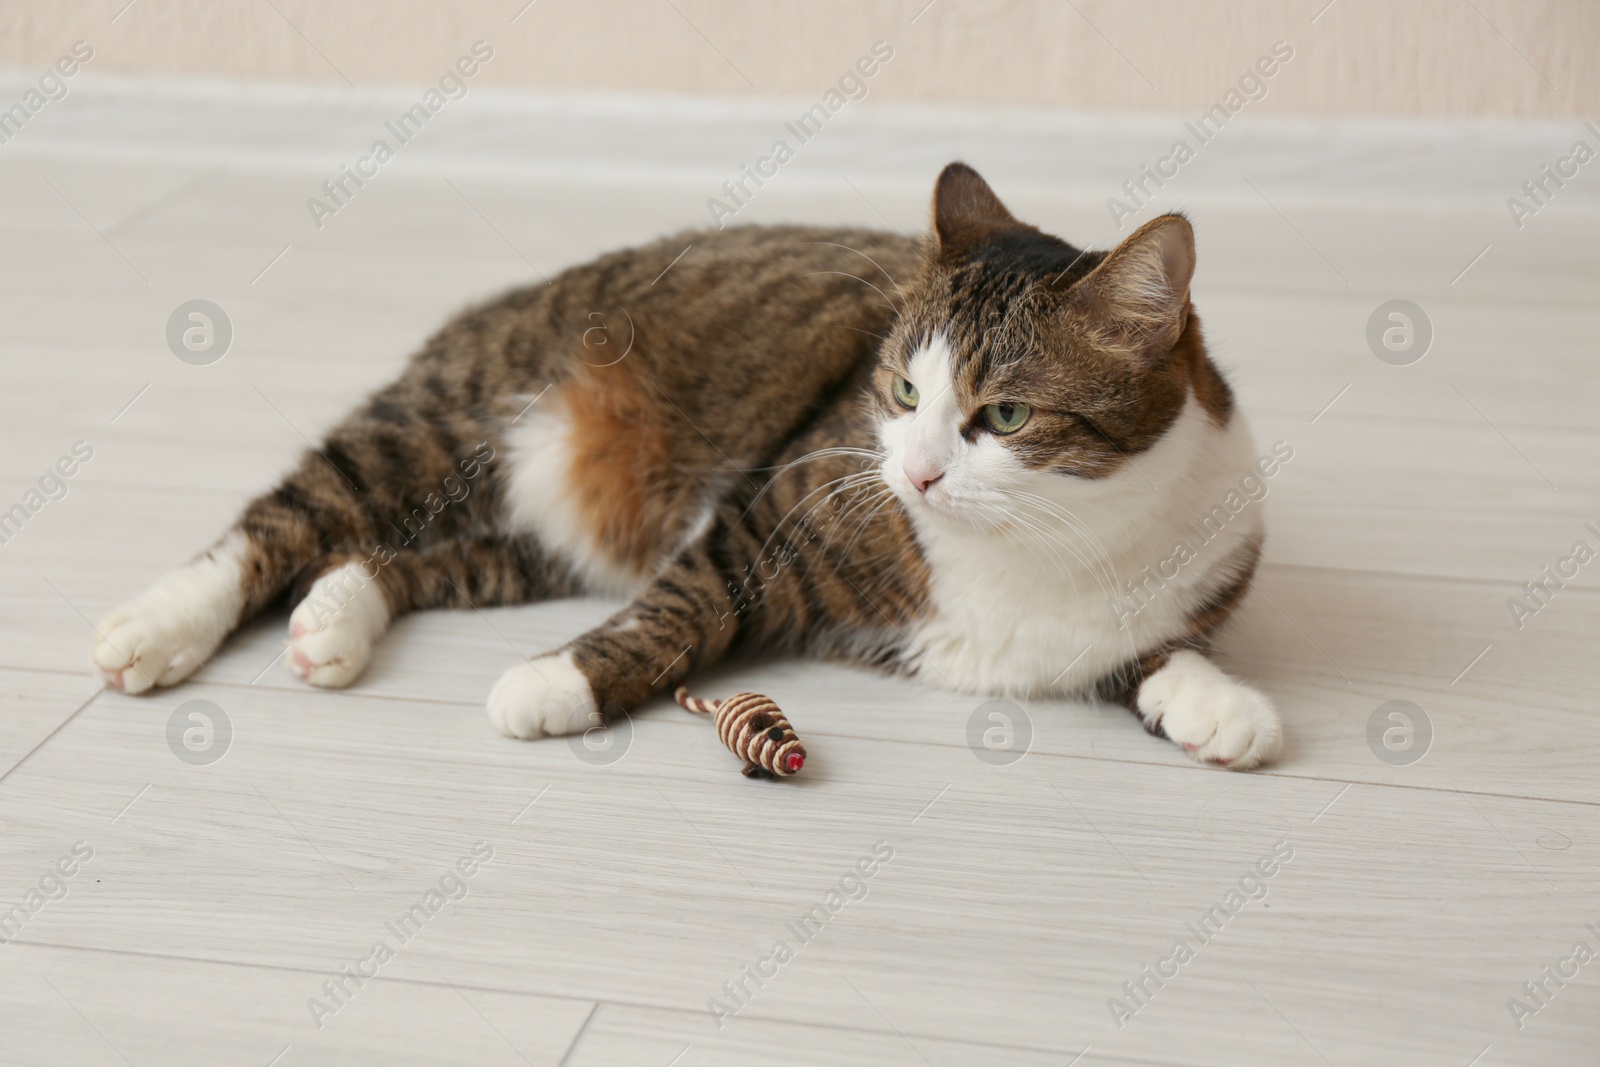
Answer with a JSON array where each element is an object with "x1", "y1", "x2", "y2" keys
[{"x1": 1, "y1": 80, "x2": 1597, "y2": 1066}]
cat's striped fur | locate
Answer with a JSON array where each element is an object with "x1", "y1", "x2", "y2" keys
[{"x1": 94, "y1": 164, "x2": 1281, "y2": 769}]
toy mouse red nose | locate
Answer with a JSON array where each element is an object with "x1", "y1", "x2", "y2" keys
[{"x1": 785, "y1": 753, "x2": 804, "y2": 772}]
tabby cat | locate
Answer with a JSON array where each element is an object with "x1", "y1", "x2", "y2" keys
[{"x1": 94, "y1": 163, "x2": 1282, "y2": 768}]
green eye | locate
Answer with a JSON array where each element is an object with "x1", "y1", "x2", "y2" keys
[
  {"x1": 892, "y1": 374, "x2": 920, "y2": 409},
  {"x1": 983, "y1": 402, "x2": 1032, "y2": 434}
]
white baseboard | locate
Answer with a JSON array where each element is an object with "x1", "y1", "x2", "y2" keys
[{"x1": 0, "y1": 69, "x2": 1592, "y2": 213}]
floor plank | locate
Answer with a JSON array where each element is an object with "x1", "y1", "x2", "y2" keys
[{"x1": 0, "y1": 942, "x2": 595, "y2": 1067}]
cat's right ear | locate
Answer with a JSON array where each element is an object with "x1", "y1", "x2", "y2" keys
[
  {"x1": 1062, "y1": 214, "x2": 1196, "y2": 365},
  {"x1": 931, "y1": 162, "x2": 1018, "y2": 259}
]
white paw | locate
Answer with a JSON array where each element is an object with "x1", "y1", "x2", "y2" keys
[
  {"x1": 487, "y1": 652, "x2": 599, "y2": 740},
  {"x1": 287, "y1": 563, "x2": 389, "y2": 689},
  {"x1": 1137, "y1": 650, "x2": 1282, "y2": 770},
  {"x1": 92, "y1": 534, "x2": 247, "y2": 694}
]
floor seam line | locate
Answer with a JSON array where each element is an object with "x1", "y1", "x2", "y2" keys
[
  {"x1": 0, "y1": 688, "x2": 105, "y2": 785},
  {"x1": 555, "y1": 1002, "x2": 599, "y2": 1067}
]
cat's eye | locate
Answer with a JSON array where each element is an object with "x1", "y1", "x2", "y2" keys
[
  {"x1": 983, "y1": 402, "x2": 1032, "y2": 434},
  {"x1": 892, "y1": 374, "x2": 920, "y2": 409}
]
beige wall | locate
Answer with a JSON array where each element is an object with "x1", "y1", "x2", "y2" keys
[{"x1": 1, "y1": 0, "x2": 1592, "y2": 117}]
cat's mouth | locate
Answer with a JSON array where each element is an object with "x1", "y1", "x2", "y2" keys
[{"x1": 896, "y1": 481, "x2": 1005, "y2": 531}]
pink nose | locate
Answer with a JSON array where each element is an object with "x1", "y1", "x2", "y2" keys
[{"x1": 905, "y1": 464, "x2": 944, "y2": 493}]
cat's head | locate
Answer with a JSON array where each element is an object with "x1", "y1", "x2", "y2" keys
[{"x1": 874, "y1": 162, "x2": 1230, "y2": 529}]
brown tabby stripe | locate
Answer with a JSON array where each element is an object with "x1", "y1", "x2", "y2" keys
[
  {"x1": 1096, "y1": 650, "x2": 1176, "y2": 734},
  {"x1": 1182, "y1": 533, "x2": 1263, "y2": 642},
  {"x1": 231, "y1": 390, "x2": 570, "y2": 624}
]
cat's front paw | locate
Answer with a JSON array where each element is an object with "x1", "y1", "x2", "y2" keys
[
  {"x1": 487, "y1": 652, "x2": 600, "y2": 740},
  {"x1": 1137, "y1": 650, "x2": 1282, "y2": 770}
]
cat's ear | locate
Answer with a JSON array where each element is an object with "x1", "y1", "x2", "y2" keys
[
  {"x1": 931, "y1": 162, "x2": 1019, "y2": 258},
  {"x1": 1063, "y1": 214, "x2": 1195, "y2": 364}
]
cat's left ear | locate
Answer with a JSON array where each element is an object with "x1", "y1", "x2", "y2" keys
[
  {"x1": 931, "y1": 162, "x2": 1020, "y2": 258},
  {"x1": 1062, "y1": 214, "x2": 1195, "y2": 364}
]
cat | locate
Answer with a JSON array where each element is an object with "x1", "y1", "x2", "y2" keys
[{"x1": 93, "y1": 162, "x2": 1282, "y2": 769}]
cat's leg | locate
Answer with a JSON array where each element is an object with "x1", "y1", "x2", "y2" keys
[
  {"x1": 90, "y1": 422, "x2": 422, "y2": 694},
  {"x1": 1102, "y1": 648, "x2": 1282, "y2": 770},
  {"x1": 95, "y1": 370, "x2": 512, "y2": 693},
  {"x1": 487, "y1": 545, "x2": 740, "y2": 739},
  {"x1": 286, "y1": 535, "x2": 574, "y2": 688},
  {"x1": 93, "y1": 460, "x2": 358, "y2": 694}
]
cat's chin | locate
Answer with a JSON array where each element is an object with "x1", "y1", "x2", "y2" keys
[{"x1": 901, "y1": 493, "x2": 1008, "y2": 535}]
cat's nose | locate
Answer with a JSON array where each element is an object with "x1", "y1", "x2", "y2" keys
[{"x1": 905, "y1": 464, "x2": 944, "y2": 493}]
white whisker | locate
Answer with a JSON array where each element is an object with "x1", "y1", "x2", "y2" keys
[
  {"x1": 796, "y1": 271, "x2": 906, "y2": 318},
  {"x1": 804, "y1": 240, "x2": 908, "y2": 294}
]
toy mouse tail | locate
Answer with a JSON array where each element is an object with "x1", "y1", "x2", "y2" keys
[{"x1": 673, "y1": 686, "x2": 717, "y2": 716}]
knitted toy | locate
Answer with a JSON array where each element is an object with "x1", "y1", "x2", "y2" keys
[{"x1": 674, "y1": 687, "x2": 807, "y2": 779}]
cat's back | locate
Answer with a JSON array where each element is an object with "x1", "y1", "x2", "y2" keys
[
  {"x1": 582, "y1": 224, "x2": 919, "y2": 309},
  {"x1": 562, "y1": 224, "x2": 920, "y2": 378}
]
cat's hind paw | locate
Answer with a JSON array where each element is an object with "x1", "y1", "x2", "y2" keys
[
  {"x1": 286, "y1": 563, "x2": 389, "y2": 689},
  {"x1": 487, "y1": 652, "x2": 599, "y2": 740},
  {"x1": 1137, "y1": 650, "x2": 1282, "y2": 770},
  {"x1": 92, "y1": 537, "x2": 249, "y2": 694},
  {"x1": 94, "y1": 604, "x2": 218, "y2": 694}
]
